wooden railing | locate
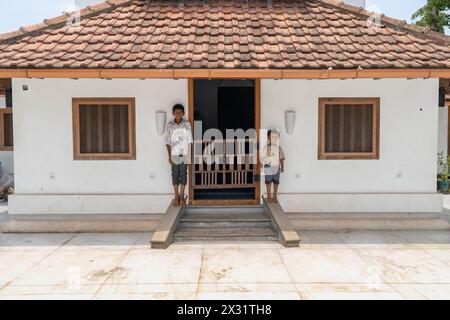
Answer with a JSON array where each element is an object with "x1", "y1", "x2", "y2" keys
[{"x1": 193, "y1": 138, "x2": 258, "y2": 189}]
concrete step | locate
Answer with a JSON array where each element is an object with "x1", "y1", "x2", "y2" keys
[
  {"x1": 173, "y1": 227, "x2": 278, "y2": 242},
  {"x1": 173, "y1": 235, "x2": 279, "y2": 242},
  {"x1": 174, "y1": 207, "x2": 279, "y2": 242},
  {"x1": 180, "y1": 212, "x2": 272, "y2": 228},
  {"x1": 181, "y1": 212, "x2": 270, "y2": 221},
  {"x1": 179, "y1": 220, "x2": 273, "y2": 228},
  {"x1": 185, "y1": 206, "x2": 265, "y2": 215}
]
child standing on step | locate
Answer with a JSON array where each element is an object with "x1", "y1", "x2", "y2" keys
[
  {"x1": 165, "y1": 104, "x2": 193, "y2": 206},
  {"x1": 262, "y1": 129, "x2": 285, "y2": 203}
]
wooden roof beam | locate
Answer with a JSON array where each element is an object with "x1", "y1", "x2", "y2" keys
[{"x1": 0, "y1": 68, "x2": 448, "y2": 79}]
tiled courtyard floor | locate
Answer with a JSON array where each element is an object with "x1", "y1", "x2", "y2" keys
[{"x1": 1, "y1": 230, "x2": 450, "y2": 300}]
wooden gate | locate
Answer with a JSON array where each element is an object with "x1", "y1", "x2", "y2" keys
[{"x1": 192, "y1": 138, "x2": 258, "y2": 191}]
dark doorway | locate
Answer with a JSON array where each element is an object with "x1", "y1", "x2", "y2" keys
[
  {"x1": 193, "y1": 79, "x2": 255, "y2": 134},
  {"x1": 192, "y1": 79, "x2": 258, "y2": 202},
  {"x1": 218, "y1": 86, "x2": 255, "y2": 132}
]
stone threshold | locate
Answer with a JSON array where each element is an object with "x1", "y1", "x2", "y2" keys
[
  {"x1": 0, "y1": 213, "x2": 163, "y2": 233},
  {"x1": 288, "y1": 212, "x2": 450, "y2": 231}
]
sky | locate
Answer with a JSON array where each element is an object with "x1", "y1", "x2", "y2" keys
[{"x1": 0, "y1": 0, "x2": 444, "y2": 34}]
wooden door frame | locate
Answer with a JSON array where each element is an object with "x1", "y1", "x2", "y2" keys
[{"x1": 188, "y1": 78, "x2": 261, "y2": 206}]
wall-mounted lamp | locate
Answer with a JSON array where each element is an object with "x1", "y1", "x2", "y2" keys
[
  {"x1": 285, "y1": 111, "x2": 296, "y2": 135},
  {"x1": 155, "y1": 111, "x2": 167, "y2": 135}
]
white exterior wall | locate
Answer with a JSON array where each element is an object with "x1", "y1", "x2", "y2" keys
[
  {"x1": 262, "y1": 78, "x2": 441, "y2": 212},
  {"x1": 10, "y1": 78, "x2": 187, "y2": 214},
  {"x1": 8, "y1": 77, "x2": 441, "y2": 214}
]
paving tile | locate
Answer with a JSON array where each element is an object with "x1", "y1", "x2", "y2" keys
[
  {"x1": 0, "y1": 294, "x2": 94, "y2": 300},
  {"x1": 0, "y1": 233, "x2": 18, "y2": 243},
  {"x1": 9, "y1": 249, "x2": 127, "y2": 286},
  {"x1": 131, "y1": 232, "x2": 153, "y2": 250},
  {"x1": 353, "y1": 248, "x2": 450, "y2": 284},
  {"x1": 391, "y1": 284, "x2": 450, "y2": 300},
  {"x1": 61, "y1": 233, "x2": 141, "y2": 251},
  {"x1": 0, "y1": 233, "x2": 75, "y2": 251},
  {"x1": 298, "y1": 231, "x2": 348, "y2": 248},
  {"x1": 196, "y1": 291, "x2": 300, "y2": 300},
  {"x1": 200, "y1": 249, "x2": 292, "y2": 284},
  {"x1": 97, "y1": 283, "x2": 197, "y2": 295},
  {"x1": 1, "y1": 231, "x2": 450, "y2": 300},
  {"x1": 103, "y1": 249, "x2": 203, "y2": 285},
  {"x1": 422, "y1": 249, "x2": 450, "y2": 265},
  {"x1": 295, "y1": 283, "x2": 402, "y2": 300},
  {"x1": 337, "y1": 231, "x2": 412, "y2": 249},
  {"x1": 197, "y1": 282, "x2": 298, "y2": 300},
  {"x1": 0, "y1": 284, "x2": 99, "y2": 296},
  {"x1": 203, "y1": 242, "x2": 283, "y2": 250},
  {"x1": 280, "y1": 247, "x2": 379, "y2": 284},
  {"x1": 165, "y1": 242, "x2": 206, "y2": 251},
  {"x1": 93, "y1": 292, "x2": 196, "y2": 300},
  {"x1": 395, "y1": 231, "x2": 450, "y2": 249},
  {"x1": 417, "y1": 231, "x2": 450, "y2": 245},
  {"x1": 0, "y1": 250, "x2": 52, "y2": 286}
]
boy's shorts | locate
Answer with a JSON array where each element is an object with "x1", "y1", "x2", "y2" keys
[
  {"x1": 264, "y1": 165, "x2": 281, "y2": 185},
  {"x1": 171, "y1": 163, "x2": 188, "y2": 186},
  {"x1": 171, "y1": 156, "x2": 188, "y2": 186}
]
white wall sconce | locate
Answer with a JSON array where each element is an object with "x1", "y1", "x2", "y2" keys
[
  {"x1": 155, "y1": 111, "x2": 167, "y2": 135},
  {"x1": 285, "y1": 111, "x2": 296, "y2": 135}
]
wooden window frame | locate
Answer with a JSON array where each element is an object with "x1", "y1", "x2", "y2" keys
[
  {"x1": 318, "y1": 97, "x2": 380, "y2": 160},
  {"x1": 0, "y1": 108, "x2": 13, "y2": 151},
  {"x1": 72, "y1": 98, "x2": 136, "y2": 160}
]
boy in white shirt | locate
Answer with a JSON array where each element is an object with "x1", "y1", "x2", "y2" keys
[{"x1": 165, "y1": 104, "x2": 193, "y2": 206}]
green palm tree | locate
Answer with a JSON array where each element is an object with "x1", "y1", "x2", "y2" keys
[{"x1": 412, "y1": 0, "x2": 450, "y2": 33}]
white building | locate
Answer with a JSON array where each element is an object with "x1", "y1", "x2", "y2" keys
[{"x1": 0, "y1": 0, "x2": 448, "y2": 241}]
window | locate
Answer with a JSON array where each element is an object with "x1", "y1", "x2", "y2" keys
[
  {"x1": 318, "y1": 98, "x2": 380, "y2": 160},
  {"x1": 0, "y1": 108, "x2": 13, "y2": 151},
  {"x1": 72, "y1": 98, "x2": 136, "y2": 160}
]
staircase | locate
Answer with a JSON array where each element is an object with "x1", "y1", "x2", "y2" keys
[{"x1": 173, "y1": 206, "x2": 279, "y2": 242}]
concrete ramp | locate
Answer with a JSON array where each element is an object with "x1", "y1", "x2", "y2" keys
[
  {"x1": 263, "y1": 199, "x2": 301, "y2": 247},
  {"x1": 150, "y1": 201, "x2": 185, "y2": 249}
]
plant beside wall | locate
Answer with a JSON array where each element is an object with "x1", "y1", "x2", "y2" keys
[{"x1": 437, "y1": 151, "x2": 450, "y2": 192}]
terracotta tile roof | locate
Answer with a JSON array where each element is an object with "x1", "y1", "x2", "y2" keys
[{"x1": 0, "y1": 0, "x2": 449, "y2": 70}]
